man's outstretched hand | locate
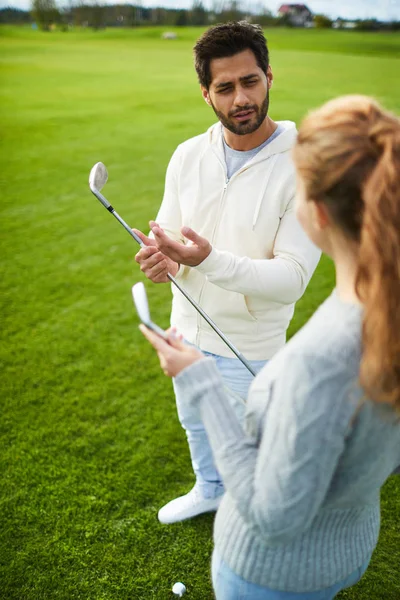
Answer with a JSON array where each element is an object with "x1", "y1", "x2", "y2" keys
[
  {"x1": 133, "y1": 229, "x2": 179, "y2": 283},
  {"x1": 150, "y1": 221, "x2": 212, "y2": 267}
]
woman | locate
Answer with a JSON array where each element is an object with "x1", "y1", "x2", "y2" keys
[{"x1": 140, "y1": 95, "x2": 400, "y2": 599}]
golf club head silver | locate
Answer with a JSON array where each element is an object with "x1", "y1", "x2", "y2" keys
[
  {"x1": 89, "y1": 162, "x2": 108, "y2": 192},
  {"x1": 89, "y1": 162, "x2": 112, "y2": 210},
  {"x1": 132, "y1": 282, "x2": 152, "y2": 326},
  {"x1": 132, "y1": 282, "x2": 169, "y2": 339}
]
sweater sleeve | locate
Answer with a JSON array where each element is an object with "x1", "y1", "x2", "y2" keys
[
  {"x1": 194, "y1": 197, "x2": 321, "y2": 304},
  {"x1": 175, "y1": 354, "x2": 356, "y2": 545}
]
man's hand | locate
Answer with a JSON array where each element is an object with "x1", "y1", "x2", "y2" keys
[
  {"x1": 150, "y1": 221, "x2": 212, "y2": 267},
  {"x1": 139, "y1": 325, "x2": 203, "y2": 377},
  {"x1": 133, "y1": 229, "x2": 179, "y2": 283}
]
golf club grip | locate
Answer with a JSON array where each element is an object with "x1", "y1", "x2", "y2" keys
[
  {"x1": 110, "y1": 208, "x2": 256, "y2": 376},
  {"x1": 167, "y1": 273, "x2": 257, "y2": 377}
]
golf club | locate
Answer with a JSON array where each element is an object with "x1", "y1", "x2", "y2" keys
[
  {"x1": 132, "y1": 282, "x2": 169, "y2": 340},
  {"x1": 89, "y1": 161, "x2": 256, "y2": 377}
]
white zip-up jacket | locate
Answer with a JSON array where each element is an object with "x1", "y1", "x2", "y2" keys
[{"x1": 155, "y1": 120, "x2": 321, "y2": 360}]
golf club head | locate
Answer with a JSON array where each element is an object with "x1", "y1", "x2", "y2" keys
[
  {"x1": 89, "y1": 162, "x2": 108, "y2": 192},
  {"x1": 132, "y1": 282, "x2": 152, "y2": 327},
  {"x1": 132, "y1": 282, "x2": 169, "y2": 339},
  {"x1": 89, "y1": 162, "x2": 112, "y2": 210}
]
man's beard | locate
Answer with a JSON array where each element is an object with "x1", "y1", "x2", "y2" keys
[{"x1": 211, "y1": 89, "x2": 269, "y2": 136}]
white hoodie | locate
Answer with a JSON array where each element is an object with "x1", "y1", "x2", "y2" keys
[{"x1": 155, "y1": 120, "x2": 321, "y2": 360}]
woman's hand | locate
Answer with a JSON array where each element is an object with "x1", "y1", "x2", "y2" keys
[{"x1": 139, "y1": 325, "x2": 203, "y2": 377}]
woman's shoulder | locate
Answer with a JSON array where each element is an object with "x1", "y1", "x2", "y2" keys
[
  {"x1": 288, "y1": 291, "x2": 362, "y2": 371},
  {"x1": 255, "y1": 292, "x2": 363, "y2": 398}
]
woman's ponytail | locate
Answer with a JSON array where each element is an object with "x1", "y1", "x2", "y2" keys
[
  {"x1": 356, "y1": 125, "x2": 400, "y2": 408},
  {"x1": 294, "y1": 96, "x2": 400, "y2": 409}
]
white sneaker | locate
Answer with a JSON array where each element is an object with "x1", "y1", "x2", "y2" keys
[{"x1": 158, "y1": 485, "x2": 223, "y2": 524}]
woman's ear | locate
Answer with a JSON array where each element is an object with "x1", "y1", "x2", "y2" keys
[{"x1": 311, "y1": 200, "x2": 330, "y2": 230}]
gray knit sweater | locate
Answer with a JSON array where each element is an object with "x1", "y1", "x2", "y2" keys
[{"x1": 175, "y1": 291, "x2": 400, "y2": 592}]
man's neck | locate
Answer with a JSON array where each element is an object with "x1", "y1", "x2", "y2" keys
[{"x1": 223, "y1": 116, "x2": 278, "y2": 151}]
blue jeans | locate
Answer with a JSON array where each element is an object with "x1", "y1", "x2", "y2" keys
[
  {"x1": 212, "y1": 550, "x2": 370, "y2": 600},
  {"x1": 173, "y1": 352, "x2": 267, "y2": 499}
]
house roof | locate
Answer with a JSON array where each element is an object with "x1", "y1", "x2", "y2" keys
[{"x1": 278, "y1": 4, "x2": 312, "y2": 13}]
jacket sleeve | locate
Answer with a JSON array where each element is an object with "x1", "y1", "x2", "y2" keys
[
  {"x1": 174, "y1": 354, "x2": 355, "y2": 545},
  {"x1": 194, "y1": 195, "x2": 321, "y2": 304},
  {"x1": 150, "y1": 145, "x2": 184, "y2": 244},
  {"x1": 149, "y1": 145, "x2": 188, "y2": 278}
]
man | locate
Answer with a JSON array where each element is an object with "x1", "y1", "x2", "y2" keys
[{"x1": 134, "y1": 21, "x2": 321, "y2": 524}]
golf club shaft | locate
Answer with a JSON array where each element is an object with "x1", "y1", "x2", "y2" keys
[{"x1": 94, "y1": 190, "x2": 256, "y2": 376}]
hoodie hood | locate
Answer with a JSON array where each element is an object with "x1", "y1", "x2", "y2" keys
[
  {"x1": 206, "y1": 120, "x2": 298, "y2": 229},
  {"x1": 207, "y1": 120, "x2": 298, "y2": 161}
]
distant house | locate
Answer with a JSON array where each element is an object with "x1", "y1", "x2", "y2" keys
[
  {"x1": 278, "y1": 4, "x2": 313, "y2": 27},
  {"x1": 333, "y1": 19, "x2": 357, "y2": 29}
]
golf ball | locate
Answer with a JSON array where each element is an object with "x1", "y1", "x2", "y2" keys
[{"x1": 172, "y1": 581, "x2": 186, "y2": 596}]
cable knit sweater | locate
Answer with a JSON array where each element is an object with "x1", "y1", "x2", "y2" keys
[{"x1": 175, "y1": 291, "x2": 400, "y2": 592}]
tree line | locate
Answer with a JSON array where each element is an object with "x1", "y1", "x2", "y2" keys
[{"x1": 1, "y1": 2, "x2": 399, "y2": 32}]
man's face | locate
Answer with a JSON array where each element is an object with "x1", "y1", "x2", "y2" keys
[{"x1": 202, "y1": 49, "x2": 272, "y2": 136}]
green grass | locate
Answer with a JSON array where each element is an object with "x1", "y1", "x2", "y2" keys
[{"x1": 1, "y1": 25, "x2": 399, "y2": 599}]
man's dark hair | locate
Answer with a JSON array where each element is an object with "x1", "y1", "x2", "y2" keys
[{"x1": 194, "y1": 21, "x2": 269, "y2": 89}]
